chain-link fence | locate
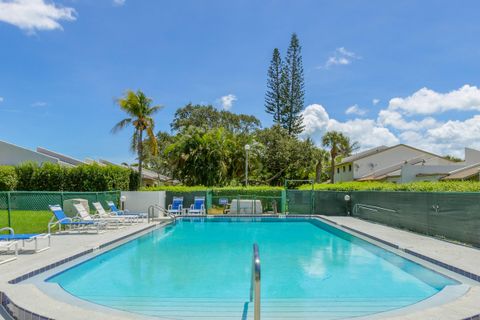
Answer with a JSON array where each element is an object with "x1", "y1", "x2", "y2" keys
[{"x1": 0, "y1": 191, "x2": 120, "y2": 234}]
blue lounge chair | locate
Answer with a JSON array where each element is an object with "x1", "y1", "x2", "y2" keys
[
  {"x1": 0, "y1": 227, "x2": 50, "y2": 253},
  {"x1": 48, "y1": 205, "x2": 106, "y2": 234},
  {"x1": 168, "y1": 197, "x2": 184, "y2": 215},
  {"x1": 188, "y1": 196, "x2": 206, "y2": 215},
  {"x1": 106, "y1": 201, "x2": 147, "y2": 218}
]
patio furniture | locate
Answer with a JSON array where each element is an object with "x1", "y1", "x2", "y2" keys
[
  {"x1": 167, "y1": 197, "x2": 184, "y2": 215},
  {"x1": 106, "y1": 201, "x2": 147, "y2": 219},
  {"x1": 0, "y1": 227, "x2": 50, "y2": 253},
  {"x1": 73, "y1": 203, "x2": 123, "y2": 229},
  {"x1": 48, "y1": 205, "x2": 107, "y2": 234},
  {"x1": 188, "y1": 196, "x2": 206, "y2": 215},
  {"x1": 92, "y1": 202, "x2": 139, "y2": 223}
]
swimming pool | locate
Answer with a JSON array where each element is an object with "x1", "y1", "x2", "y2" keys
[{"x1": 48, "y1": 217, "x2": 459, "y2": 319}]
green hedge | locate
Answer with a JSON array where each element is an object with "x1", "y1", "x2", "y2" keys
[
  {"x1": 0, "y1": 163, "x2": 137, "y2": 191},
  {"x1": 143, "y1": 185, "x2": 283, "y2": 194},
  {"x1": 300, "y1": 181, "x2": 480, "y2": 192},
  {"x1": 0, "y1": 166, "x2": 18, "y2": 191}
]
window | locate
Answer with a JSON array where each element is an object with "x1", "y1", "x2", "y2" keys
[
  {"x1": 343, "y1": 166, "x2": 346, "y2": 172},
  {"x1": 349, "y1": 164, "x2": 352, "y2": 172},
  {"x1": 337, "y1": 168, "x2": 340, "y2": 174}
]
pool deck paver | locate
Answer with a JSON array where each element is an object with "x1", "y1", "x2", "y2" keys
[{"x1": 0, "y1": 216, "x2": 479, "y2": 319}]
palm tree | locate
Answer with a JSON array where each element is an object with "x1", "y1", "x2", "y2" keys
[
  {"x1": 314, "y1": 148, "x2": 330, "y2": 183},
  {"x1": 112, "y1": 90, "x2": 162, "y2": 186},
  {"x1": 322, "y1": 131, "x2": 358, "y2": 183}
]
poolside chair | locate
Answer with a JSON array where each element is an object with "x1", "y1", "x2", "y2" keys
[
  {"x1": 48, "y1": 205, "x2": 107, "y2": 234},
  {"x1": 0, "y1": 241, "x2": 18, "y2": 265},
  {"x1": 106, "y1": 201, "x2": 147, "y2": 219},
  {"x1": 0, "y1": 227, "x2": 50, "y2": 253},
  {"x1": 92, "y1": 202, "x2": 139, "y2": 224},
  {"x1": 73, "y1": 203, "x2": 123, "y2": 229},
  {"x1": 167, "y1": 197, "x2": 184, "y2": 215},
  {"x1": 188, "y1": 196, "x2": 206, "y2": 215}
]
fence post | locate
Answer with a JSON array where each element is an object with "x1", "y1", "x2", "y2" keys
[
  {"x1": 6, "y1": 192, "x2": 11, "y2": 228},
  {"x1": 60, "y1": 191, "x2": 64, "y2": 207},
  {"x1": 281, "y1": 190, "x2": 286, "y2": 214}
]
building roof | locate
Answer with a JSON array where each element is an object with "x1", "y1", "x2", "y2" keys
[
  {"x1": 441, "y1": 163, "x2": 480, "y2": 180},
  {"x1": 36, "y1": 147, "x2": 86, "y2": 167},
  {"x1": 338, "y1": 144, "x2": 454, "y2": 166},
  {"x1": 356, "y1": 156, "x2": 425, "y2": 181},
  {"x1": 339, "y1": 146, "x2": 388, "y2": 165}
]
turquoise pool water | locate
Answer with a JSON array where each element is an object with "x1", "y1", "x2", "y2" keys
[{"x1": 48, "y1": 217, "x2": 457, "y2": 319}]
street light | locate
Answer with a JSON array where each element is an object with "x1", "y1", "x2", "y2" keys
[{"x1": 245, "y1": 144, "x2": 251, "y2": 187}]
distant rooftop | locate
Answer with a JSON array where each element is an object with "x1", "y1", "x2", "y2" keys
[{"x1": 339, "y1": 146, "x2": 389, "y2": 165}]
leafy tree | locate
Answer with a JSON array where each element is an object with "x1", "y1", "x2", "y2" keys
[
  {"x1": 314, "y1": 147, "x2": 330, "y2": 183},
  {"x1": 265, "y1": 48, "x2": 284, "y2": 123},
  {"x1": 322, "y1": 131, "x2": 359, "y2": 183},
  {"x1": 444, "y1": 155, "x2": 463, "y2": 162},
  {"x1": 254, "y1": 125, "x2": 317, "y2": 185},
  {"x1": 171, "y1": 104, "x2": 261, "y2": 134},
  {"x1": 281, "y1": 33, "x2": 305, "y2": 135},
  {"x1": 143, "y1": 131, "x2": 175, "y2": 179},
  {"x1": 165, "y1": 127, "x2": 238, "y2": 186},
  {"x1": 112, "y1": 90, "x2": 162, "y2": 187}
]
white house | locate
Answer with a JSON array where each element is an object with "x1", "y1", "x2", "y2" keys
[
  {"x1": 334, "y1": 144, "x2": 480, "y2": 183},
  {"x1": 0, "y1": 140, "x2": 60, "y2": 166}
]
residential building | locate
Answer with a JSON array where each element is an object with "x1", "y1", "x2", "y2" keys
[{"x1": 334, "y1": 144, "x2": 480, "y2": 183}]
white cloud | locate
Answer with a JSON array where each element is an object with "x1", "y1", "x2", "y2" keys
[
  {"x1": 301, "y1": 104, "x2": 399, "y2": 150},
  {"x1": 323, "y1": 47, "x2": 360, "y2": 69},
  {"x1": 0, "y1": 0, "x2": 76, "y2": 33},
  {"x1": 372, "y1": 98, "x2": 380, "y2": 105},
  {"x1": 387, "y1": 85, "x2": 480, "y2": 115},
  {"x1": 31, "y1": 101, "x2": 47, "y2": 107},
  {"x1": 218, "y1": 94, "x2": 237, "y2": 110},
  {"x1": 301, "y1": 85, "x2": 480, "y2": 157},
  {"x1": 113, "y1": 0, "x2": 125, "y2": 6},
  {"x1": 345, "y1": 104, "x2": 366, "y2": 116}
]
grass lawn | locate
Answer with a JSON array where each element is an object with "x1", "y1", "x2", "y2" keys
[{"x1": 0, "y1": 210, "x2": 52, "y2": 234}]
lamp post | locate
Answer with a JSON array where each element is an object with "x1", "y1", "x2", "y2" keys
[{"x1": 245, "y1": 144, "x2": 251, "y2": 187}]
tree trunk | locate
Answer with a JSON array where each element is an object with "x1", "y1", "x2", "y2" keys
[
  {"x1": 315, "y1": 159, "x2": 322, "y2": 183},
  {"x1": 330, "y1": 151, "x2": 336, "y2": 184},
  {"x1": 138, "y1": 130, "x2": 143, "y2": 187}
]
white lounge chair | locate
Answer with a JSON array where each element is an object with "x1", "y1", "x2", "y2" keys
[
  {"x1": 49, "y1": 205, "x2": 107, "y2": 234},
  {"x1": 73, "y1": 203, "x2": 123, "y2": 229},
  {"x1": 106, "y1": 201, "x2": 147, "y2": 219},
  {"x1": 92, "y1": 202, "x2": 139, "y2": 224}
]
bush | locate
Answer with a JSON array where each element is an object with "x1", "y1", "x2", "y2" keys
[
  {"x1": 300, "y1": 181, "x2": 480, "y2": 192},
  {"x1": 1, "y1": 163, "x2": 134, "y2": 192},
  {"x1": 129, "y1": 169, "x2": 141, "y2": 191},
  {"x1": 0, "y1": 166, "x2": 18, "y2": 191},
  {"x1": 15, "y1": 162, "x2": 38, "y2": 191}
]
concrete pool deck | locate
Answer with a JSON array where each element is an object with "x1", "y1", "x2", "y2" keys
[{"x1": 0, "y1": 216, "x2": 479, "y2": 320}]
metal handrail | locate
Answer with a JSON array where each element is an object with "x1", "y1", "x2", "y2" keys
[
  {"x1": 250, "y1": 243, "x2": 261, "y2": 320},
  {"x1": 147, "y1": 205, "x2": 176, "y2": 223}
]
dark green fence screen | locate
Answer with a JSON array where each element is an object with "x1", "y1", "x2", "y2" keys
[{"x1": 351, "y1": 191, "x2": 480, "y2": 247}]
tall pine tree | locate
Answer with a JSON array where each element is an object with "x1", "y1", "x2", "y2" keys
[
  {"x1": 281, "y1": 33, "x2": 305, "y2": 135},
  {"x1": 265, "y1": 48, "x2": 284, "y2": 123}
]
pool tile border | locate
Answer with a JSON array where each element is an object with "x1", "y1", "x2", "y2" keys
[
  {"x1": 1, "y1": 291, "x2": 54, "y2": 320},
  {"x1": 8, "y1": 223, "x2": 159, "y2": 285}
]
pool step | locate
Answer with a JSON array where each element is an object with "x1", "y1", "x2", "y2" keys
[{"x1": 81, "y1": 296, "x2": 420, "y2": 319}]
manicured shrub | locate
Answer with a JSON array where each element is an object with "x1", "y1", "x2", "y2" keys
[
  {"x1": 129, "y1": 169, "x2": 141, "y2": 191},
  {"x1": 30, "y1": 162, "x2": 67, "y2": 191},
  {"x1": 66, "y1": 164, "x2": 131, "y2": 192},
  {"x1": 300, "y1": 181, "x2": 480, "y2": 192},
  {"x1": 15, "y1": 162, "x2": 38, "y2": 191},
  {"x1": 0, "y1": 166, "x2": 18, "y2": 191}
]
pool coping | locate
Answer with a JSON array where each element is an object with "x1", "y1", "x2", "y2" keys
[{"x1": 1, "y1": 215, "x2": 480, "y2": 320}]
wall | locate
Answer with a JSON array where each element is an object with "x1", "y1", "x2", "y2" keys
[
  {"x1": 0, "y1": 140, "x2": 59, "y2": 166},
  {"x1": 400, "y1": 164, "x2": 464, "y2": 183},
  {"x1": 352, "y1": 145, "x2": 455, "y2": 180},
  {"x1": 334, "y1": 162, "x2": 354, "y2": 182},
  {"x1": 120, "y1": 191, "x2": 166, "y2": 213}
]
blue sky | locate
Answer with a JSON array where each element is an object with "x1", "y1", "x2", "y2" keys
[{"x1": 1, "y1": 0, "x2": 480, "y2": 162}]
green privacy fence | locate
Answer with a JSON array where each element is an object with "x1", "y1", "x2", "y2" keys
[
  {"x1": 351, "y1": 191, "x2": 480, "y2": 247},
  {"x1": 0, "y1": 191, "x2": 120, "y2": 233}
]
